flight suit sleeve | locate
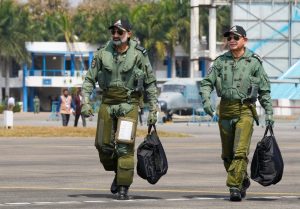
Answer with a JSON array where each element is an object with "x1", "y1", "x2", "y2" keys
[
  {"x1": 141, "y1": 54, "x2": 157, "y2": 112},
  {"x1": 82, "y1": 52, "x2": 101, "y2": 104},
  {"x1": 256, "y1": 64, "x2": 273, "y2": 115},
  {"x1": 199, "y1": 61, "x2": 218, "y2": 103}
]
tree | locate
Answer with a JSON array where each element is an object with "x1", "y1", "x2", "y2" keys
[
  {"x1": 73, "y1": 2, "x2": 132, "y2": 45},
  {"x1": 0, "y1": 0, "x2": 31, "y2": 98},
  {"x1": 131, "y1": 0, "x2": 190, "y2": 78},
  {"x1": 199, "y1": 5, "x2": 231, "y2": 44},
  {"x1": 25, "y1": 0, "x2": 71, "y2": 41}
]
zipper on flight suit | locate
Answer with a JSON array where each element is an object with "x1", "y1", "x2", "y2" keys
[{"x1": 231, "y1": 61, "x2": 237, "y2": 98}]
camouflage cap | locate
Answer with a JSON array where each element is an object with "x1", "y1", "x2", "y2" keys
[{"x1": 223, "y1": 25, "x2": 246, "y2": 37}]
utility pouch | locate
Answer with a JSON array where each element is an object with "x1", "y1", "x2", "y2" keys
[
  {"x1": 115, "y1": 117, "x2": 136, "y2": 144},
  {"x1": 248, "y1": 84, "x2": 258, "y2": 101},
  {"x1": 247, "y1": 77, "x2": 260, "y2": 102},
  {"x1": 216, "y1": 76, "x2": 222, "y2": 97},
  {"x1": 134, "y1": 68, "x2": 145, "y2": 95}
]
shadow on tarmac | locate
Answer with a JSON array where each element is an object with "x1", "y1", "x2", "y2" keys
[
  {"x1": 184, "y1": 195, "x2": 279, "y2": 202},
  {"x1": 69, "y1": 193, "x2": 162, "y2": 200},
  {"x1": 246, "y1": 197, "x2": 278, "y2": 202},
  {"x1": 183, "y1": 194, "x2": 227, "y2": 199}
]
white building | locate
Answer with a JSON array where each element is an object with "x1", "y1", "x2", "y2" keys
[{"x1": 23, "y1": 42, "x2": 97, "y2": 112}]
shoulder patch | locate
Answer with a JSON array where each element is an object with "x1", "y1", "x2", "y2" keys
[
  {"x1": 135, "y1": 45, "x2": 147, "y2": 55},
  {"x1": 91, "y1": 58, "x2": 96, "y2": 68},
  {"x1": 214, "y1": 54, "x2": 223, "y2": 61},
  {"x1": 97, "y1": 44, "x2": 106, "y2": 51},
  {"x1": 252, "y1": 54, "x2": 263, "y2": 64},
  {"x1": 207, "y1": 66, "x2": 214, "y2": 75}
]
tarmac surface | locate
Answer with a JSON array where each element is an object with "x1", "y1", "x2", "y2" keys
[{"x1": 0, "y1": 112, "x2": 299, "y2": 208}]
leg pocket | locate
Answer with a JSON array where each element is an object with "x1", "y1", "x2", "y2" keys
[
  {"x1": 226, "y1": 158, "x2": 247, "y2": 189},
  {"x1": 95, "y1": 104, "x2": 114, "y2": 147},
  {"x1": 98, "y1": 146, "x2": 117, "y2": 171},
  {"x1": 117, "y1": 155, "x2": 134, "y2": 186}
]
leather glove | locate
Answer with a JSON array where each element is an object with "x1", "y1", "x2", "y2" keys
[
  {"x1": 147, "y1": 111, "x2": 157, "y2": 125},
  {"x1": 203, "y1": 101, "x2": 214, "y2": 117},
  {"x1": 81, "y1": 103, "x2": 93, "y2": 117},
  {"x1": 265, "y1": 114, "x2": 274, "y2": 126}
]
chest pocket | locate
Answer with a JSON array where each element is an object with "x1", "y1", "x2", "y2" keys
[
  {"x1": 217, "y1": 59, "x2": 258, "y2": 98},
  {"x1": 216, "y1": 61, "x2": 233, "y2": 97},
  {"x1": 238, "y1": 61, "x2": 259, "y2": 97},
  {"x1": 98, "y1": 51, "x2": 114, "y2": 89},
  {"x1": 120, "y1": 56, "x2": 136, "y2": 89},
  {"x1": 120, "y1": 54, "x2": 145, "y2": 90}
]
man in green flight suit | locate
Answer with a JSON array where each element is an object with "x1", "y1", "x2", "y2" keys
[
  {"x1": 81, "y1": 18, "x2": 157, "y2": 200},
  {"x1": 200, "y1": 25, "x2": 274, "y2": 201},
  {"x1": 33, "y1": 95, "x2": 40, "y2": 114}
]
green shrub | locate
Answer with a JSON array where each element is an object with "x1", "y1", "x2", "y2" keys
[
  {"x1": 0, "y1": 104, "x2": 4, "y2": 114},
  {"x1": 13, "y1": 103, "x2": 21, "y2": 112}
]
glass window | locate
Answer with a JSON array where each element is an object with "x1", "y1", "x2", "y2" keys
[{"x1": 162, "y1": 85, "x2": 185, "y2": 94}]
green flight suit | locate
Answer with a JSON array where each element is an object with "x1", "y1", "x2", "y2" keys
[
  {"x1": 200, "y1": 48, "x2": 273, "y2": 189},
  {"x1": 82, "y1": 39, "x2": 157, "y2": 186},
  {"x1": 33, "y1": 96, "x2": 40, "y2": 114}
]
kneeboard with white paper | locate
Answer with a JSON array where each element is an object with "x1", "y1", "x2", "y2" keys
[{"x1": 115, "y1": 117, "x2": 136, "y2": 144}]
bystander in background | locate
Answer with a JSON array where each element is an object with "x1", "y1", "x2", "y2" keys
[
  {"x1": 57, "y1": 89, "x2": 74, "y2": 126},
  {"x1": 73, "y1": 88, "x2": 86, "y2": 127},
  {"x1": 7, "y1": 96, "x2": 15, "y2": 111},
  {"x1": 33, "y1": 95, "x2": 40, "y2": 114}
]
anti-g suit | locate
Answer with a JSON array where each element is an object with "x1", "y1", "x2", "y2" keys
[
  {"x1": 82, "y1": 39, "x2": 157, "y2": 189},
  {"x1": 200, "y1": 48, "x2": 273, "y2": 192}
]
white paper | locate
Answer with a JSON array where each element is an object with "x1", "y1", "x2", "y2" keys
[{"x1": 117, "y1": 120, "x2": 133, "y2": 141}]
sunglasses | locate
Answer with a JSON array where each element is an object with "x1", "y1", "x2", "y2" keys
[
  {"x1": 227, "y1": 35, "x2": 241, "y2": 41},
  {"x1": 111, "y1": 29, "x2": 125, "y2": 36}
]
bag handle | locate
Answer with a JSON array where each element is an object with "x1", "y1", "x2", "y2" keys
[
  {"x1": 264, "y1": 124, "x2": 274, "y2": 137},
  {"x1": 148, "y1": 124, "x2": 157, "y2": 134}
]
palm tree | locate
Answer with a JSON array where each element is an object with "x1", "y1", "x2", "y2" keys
[
  {"x1": 26, "y1": 0, "x2": 73, "y2": 42},
  {"x1": 56, "y1": 11, "x2": 75, "y2": 49},
  {"x1": 131, "y1": 0, "x2": 190, "y2": 78},
  {"x1": 0, "y1": 0, "x2": 30, "y2": 98}
]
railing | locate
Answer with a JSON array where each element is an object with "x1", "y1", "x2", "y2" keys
[
  {"x1": 162, "y1": 105, "x2": 300, "y2": 128},
  {"x1": 28, "y1": 69, "x2": 85, "y2": 77},
  {"x1": 257, "y1": 105, "x2": 300, "y2": 129}
]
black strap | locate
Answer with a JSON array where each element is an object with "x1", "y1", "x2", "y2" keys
[
  {"x1": 147, "y1": 124, "x2": 157, "y2": 134},
  {"x1": 264, "y1": 124, "x2": 274, "y2": 137}
]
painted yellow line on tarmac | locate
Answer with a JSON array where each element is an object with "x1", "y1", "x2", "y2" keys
[{"x1": 0, "y1": 186, "x2": 300, "y2": 196}]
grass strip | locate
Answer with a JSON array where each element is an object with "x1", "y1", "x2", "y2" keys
[{"x1": 0, "y1": 126, "x2": 189, "y2": 138}]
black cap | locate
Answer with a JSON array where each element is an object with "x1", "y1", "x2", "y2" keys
[
  {"x1": 223, "y1": 25, "x2": 246, "y2": 37},
  {"x1": 108, "y1": 19, "x2": 131, "y2": 32}
]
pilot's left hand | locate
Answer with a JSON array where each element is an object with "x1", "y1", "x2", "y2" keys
[
  {"x1": 203, "y1": 101, "x2": 214, "y2": 117},
  {"x1": 212, "y1": 112, "x2": 219, "y2": 122},
  {"x1": 147, "y1": 111, "x2": 157, "y2": 125},
  {"x1": 265, "y1": 114, "x2": 274, "y2": 127},
  {"x1": 81, "y1": 103, "x2": 94, "y2": 117}
]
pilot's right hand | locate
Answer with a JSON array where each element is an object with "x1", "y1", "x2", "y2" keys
[
  {"x1": 147, "y1": 111, "x2": 157, "y2": 125},
  {"x1": 81, "y1": 103, "x2": 93, "y2": 117},
  {"x1": 203, "y1": 101, "x2": 214, "y2": 117}
]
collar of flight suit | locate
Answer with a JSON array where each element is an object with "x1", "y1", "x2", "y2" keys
[
  {"x1": 103, "y1": 40, "x2": 137, "y2": 72},
  {"x1": 104, "y1": 40, "x2": 137, "y2": 72},
  {"x1": 224, "y1": 47, "x2": 253, "y2": 60}
]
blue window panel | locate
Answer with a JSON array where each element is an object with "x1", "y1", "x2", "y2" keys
[{"x1": 42, "y1": 78, "x2": 52, "y2": 86}]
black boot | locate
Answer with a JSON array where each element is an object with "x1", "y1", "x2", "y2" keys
[
  {"x1": 117, "y1": 186, "x2": 129, "y2": 200},
  {"x1": 241, "y1": 178, "x2": 251, "y2": 198},
  {"x1": 229, "y1": 187, "x2": 242, "y2": 201},
  {"x1": 110, "y1": 175, "x2": 118, "y2": 194}
]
